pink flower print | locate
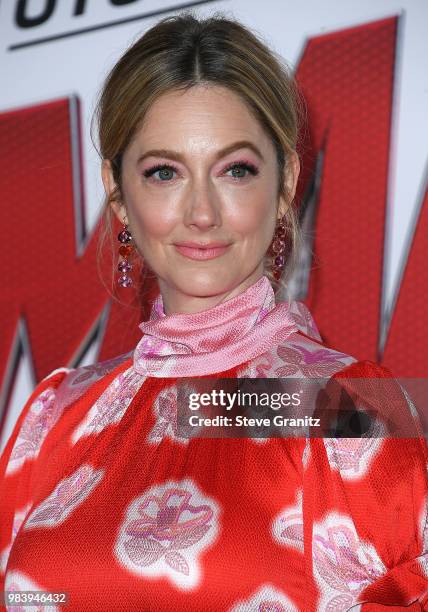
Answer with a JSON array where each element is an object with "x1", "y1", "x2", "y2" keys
[
  {"x1": 148, "y1": 388, "x2": 186, "y2": 444},
  {"x1": 229, "y1": 584, "x2": 298, "y2": 612},
  {"x1": 115, "y1": 478, "x2": 220, "y2": 589},
  {"x1": 71, "y1": 354, "x2": 128, "y2": 386},
  {"x1": 148, "y1": 385, "x2": 206, "y2": 444},
  {"x1": 312, "y1": 512, "x2": 386, "y2": 610},
  {"x1": 259, "y1": 602, "x2": 289, "y2": 612},
  {"x1": 24, "y1": 465, "x2": 104, "y2": 529},
  {"x1": 271, "y1": 490, "x2": 304, "y2": 554},
  {"x1": 138, "y1": 335, "x2": 190, "y2": 358},
  {"x1": 71, "y1": 364, "x2": 108, "y2": 385},
  {"x1": 324, "y1": 437, "x2": 383, "y2": 480},
  {"x1": 291, "y1": 345, "x2": 347, "y2": 365},
  {"x1": 138, "y1": 336, "x2": 171, "y2": 357},
  {"x1": 71, "y1": 368, "x2": 144, "y2": 443},
  {"x1": 7, "y1": 388, "x2": 59, "y2": 476},
  {"x1": 126, "y1": 488, "x2": 212, "y2": 545},
  {"x1": 275, "y1": 344, "x2": 351, "y2": 377}
]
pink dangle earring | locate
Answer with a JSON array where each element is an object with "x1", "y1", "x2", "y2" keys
[
  {"x1": 117, "y1": 220, "x2": 133, "y2": 287},
  {"x1": 269, "y1": 215, "x2": 287, "y2": 281}
]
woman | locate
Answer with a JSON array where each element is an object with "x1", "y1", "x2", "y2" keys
[{"x1": 1, "y1": 12, "x2": 427, "y2": 611}]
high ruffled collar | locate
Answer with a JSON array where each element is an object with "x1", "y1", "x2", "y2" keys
[{"x1": 133, "y1": 276, "x2": 301, "y2": 377}]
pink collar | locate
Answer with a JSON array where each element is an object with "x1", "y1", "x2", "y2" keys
[{"x1": 133, "y1": 276, "x2": 299, "y2": 377}]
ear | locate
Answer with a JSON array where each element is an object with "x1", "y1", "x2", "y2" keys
[
  {"x1": 277, "y1": 151, "x2": 300, "y2": 219},
  {"x1": 101, "y1": 159, "x2": 127, "y2": 223}
]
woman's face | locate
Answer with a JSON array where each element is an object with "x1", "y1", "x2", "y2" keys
[{"x1": 102, "y1": 85, "x2": 300, "y2": 314}]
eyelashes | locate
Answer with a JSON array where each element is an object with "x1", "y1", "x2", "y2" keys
[
  {"x1": 142, "y1": 163, "x2": 179, "y2": 182},
  {"x1": 142, "y1": 160, "x2": 259, "y2": 183}
]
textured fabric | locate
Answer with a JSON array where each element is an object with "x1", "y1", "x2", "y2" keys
[
  {"x1": 0, "y1": 275, "x2": 427, "y2": 611},
  {"x1": 134, "y1": 276, "x2": 299, "y2": 377}
]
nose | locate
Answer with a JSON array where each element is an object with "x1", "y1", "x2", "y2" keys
[{"x1": 183, "y1": 179, "x2": 221, "y2": 230}]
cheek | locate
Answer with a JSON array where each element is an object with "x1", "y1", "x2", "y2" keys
[
  {"x1": 121, "y1": 172, "x2": 178, "y2": 238},
  {"x1": 131, "y1": 205, "x2": 177, "y2": 239},
  {"x1": 228, "y1": 198, "x2": 276, "y2": 237}
]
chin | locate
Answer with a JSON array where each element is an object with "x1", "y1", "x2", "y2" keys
[{"x1": 169, "y1": 270, "x2": 242, "y2": 297}]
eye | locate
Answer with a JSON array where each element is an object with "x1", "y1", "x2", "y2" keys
[
  {"x1": 142, "y1": 160, "x2": 259, "y2": 183},
  {"x1": 223, "y1": 161, "x2": 259, "y2": 180},
  {"x1": 143, "y1": 163, "x2": 179, "y2": 182}
]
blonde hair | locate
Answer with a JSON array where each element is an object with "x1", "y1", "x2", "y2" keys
[{"x1": 93, "y1": 10, "x2": 304, "y2": 310}]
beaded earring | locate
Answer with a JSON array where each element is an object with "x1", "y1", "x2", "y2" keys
[
  {"x1": 269, "y1": 215, "x2": 287, "y2": 281},
  {"x1": 117, "y1": 221, "x2": 133, "y2": 287}
]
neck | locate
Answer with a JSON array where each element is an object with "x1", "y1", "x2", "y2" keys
[
  {"x1": 134, "y1": 275, "x2": 299, "y2": 377},
  {"x1": 157, "y1": 269, "x2": 265, "y2": 315}
]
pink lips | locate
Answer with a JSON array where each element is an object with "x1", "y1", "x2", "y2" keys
[{"x1": 174, "y1": 242, "x2": 231, "y2": 260}]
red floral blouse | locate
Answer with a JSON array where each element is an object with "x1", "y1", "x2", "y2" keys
[{"x1": 1, "y1": 276, "x2": 427, "y2": 610}]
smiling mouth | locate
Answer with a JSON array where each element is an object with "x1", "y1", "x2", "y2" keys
[{"x1": 173, "y1": 244, "x2": 231, "y2": 261}]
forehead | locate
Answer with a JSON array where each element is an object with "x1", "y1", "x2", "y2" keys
[{"x1": 133, "y1": 85, "x2": 272, "y2": 150}]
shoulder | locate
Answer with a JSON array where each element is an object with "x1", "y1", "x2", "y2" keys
[
  {"x1": 0, "y1": 367, "x2": 73, "y2": 478},
  {"x1": 242, "y1": 299, "x2": 357, "y2": 377},
  {"x1": 277, "y1": 299, "x2": 359, "y2": 376},
  {"x1": 35, "y1": 350, "x2": 134, "y2": 418},
  {"x1": 324, "y1": 358, "x2": 428, "y2": 453},
  {"x1": 0, "y1": 351, "x2": 134, "y2": 478},
  {"x1": 60, "y1": 350, "x2": 133, "y2": 396}
]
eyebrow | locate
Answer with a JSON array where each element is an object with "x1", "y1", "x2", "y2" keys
[{"x1": 136, "y1": 140, "x2": 265, "y2": 165}]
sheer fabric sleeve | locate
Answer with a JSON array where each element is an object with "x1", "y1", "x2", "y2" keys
[
  {"x1": 302, "y1": 360, "x2": 428, "y2": 610},
  {"x1": 0, "y1": 368, "x2": 72, "y2": 592}
]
